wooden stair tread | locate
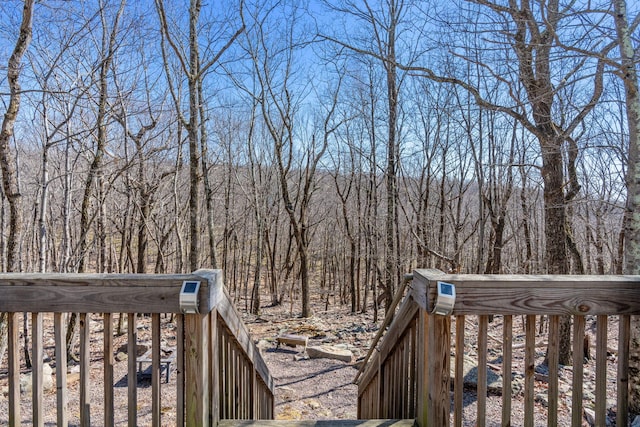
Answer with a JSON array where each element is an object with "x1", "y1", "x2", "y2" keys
[{"x1": 218, "y1": 419, "x2": 416, "y2": 426}]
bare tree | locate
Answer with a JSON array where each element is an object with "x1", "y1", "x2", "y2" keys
[
  {"x1": 241, "y1": 1, "x2": 344, "y2": 317},
  {"x1": 246, "y1": 105, "x2": 267, "y2": 315},
  {"x1": 376, "y1": 0, "x2": 403, "y2": 312},
  {"x1": 479, "y1": 114, "x2": 517, "y2": 276},
  {"x1": 324, "y1": 0, "x2": 410, "y2": 311},
  {"x1": 67, "y1": 0, "x2": 126, "y2": 360},
  {"x1": 391, "y1": 0, "x2": 615, "y2": 364},
  {"x1": 156, "y1": 0, "x2": 244, "y2": 271},
  {"x1": 29, "y1": 8, "x2": 97, "y2": 273},
  {"x1": 111, "y1": 43, "x2": 163, "y2": 275},
  {"x1": 613, "y1": 0, "x2": 640, "y2": 415},
  {"x1": 329, "y1": 118, "x2": 362, "y2": 314},
  {"x1": 0, "y1": 0, "x2": 34, "y2": 363},
  {"x1": 77, "y1": 0, "x2": 125, "y2": 273},
  {"x1": 0, "y1": 0, "x2": 33, "y2": 271}
]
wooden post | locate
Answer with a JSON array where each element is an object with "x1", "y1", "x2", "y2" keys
[
  {"x1": 210, "y1": 310, "x2": 220, "y2": 425},
  {"x1": 152, "y1": 313, "x2": 161, "y2": 426},
  {"x1": 501, "y1": 315, "x2": 513, "y2": 427},
  {"x1": 524, "y1": 315, "x2": 535, "y2": 427},
  {"x1": 0, "y1": 270, "x2": 275, "y2": 426},
  {"x1": 417, "y1": 309, "x2": 451, "y2": 427},
  {"x1": 477, "y1": 315, "x2": 488, "y2": 427},
  {"x1": 127, "y1": 313, "x2": 137, "y2": 427},
  {"x1": 454, "y1": 315, "x2": 465, "y2": 427},
  {"x1": 377, "y1": 347, "x2": 383, "y2": 418},
  {"x1": 184, "y1": 312, "x2": 210, "y2": 426},
  {"x1": 80, "y1": 313, "x2": 90, "y2": 427},
  {"x1": 547, "y1": 315, "x2": 560, "y2": 427},
  {"x1": 104, "y1": 313, "x2": 114, "y2": 427},
  {"x1": 176, "y1": 313, "x2": 185, "y2": 427},
  {"x1": 571, "y1": 316, "x2": 585, "y2": 427},
  {"x1": 8, "y1": 313, "x2": 19, "y2": 427},
  {"x1": 54, "y1": 313, "x2": 68, "y2": 427},
  {"x1": 618, "y1": 315, "x2": 630, "y2": 426},
  {"x1": 32, "y1": 312, "x2": 43, "y2": 427},
  {"x1": 595, "y1": 315, "x2": 608, "y2": 426}
]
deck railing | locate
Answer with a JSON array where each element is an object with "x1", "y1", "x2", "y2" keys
[
  {"x1": 356, "y1": 269, "x2": 640, "y2": 427},
  {"x1": 0, "y1": 269, "x2": 274, "y2": 426}
]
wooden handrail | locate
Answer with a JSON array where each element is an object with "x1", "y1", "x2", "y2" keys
[
  {"x1": 0, "y1": 272, "x2": 218, "y2": 313},
  {"x1": 358, "y1": 269, "x2": 640, "y2": 427},
  {"x1": 215, "y1": 282, "x2": 274, "y2": 391},
  {"x1": 411, "y1": 270, "x2": 640, "y2": 315},
  {"x1": 353, "y1": 272, "x2": 415, "y2": 384},
  {"x1": 0, "y1": 269, "x2": 274, "y2": 426}
]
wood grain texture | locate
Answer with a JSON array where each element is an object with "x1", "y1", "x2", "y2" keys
[
  {"x1": 415, "y1": 310, "x2": 427, "y2": 427},
  {"x1": 184, "y1": 312, "x2": 210, "y2": 426},
  {"x1": 127, "y1": 313, "x2": 137, "y2": 427},
  {"x1": 408, "y1": 323, "x2": 417, "y2": 417},
  {"x1": 454, "y1": 315, "x2": 464, "y2": 427},
  {"x1": 617, "y1": 315, "x2": 631, "y2": 426},
  {"x1": 477, "y1": 315, "x2": 488, "y2": 427},
  {"x1": 416, "y1": 310, "x2": 451, "y2": 427},
  {"x1": 547, "y1": 316, "x2": 559, "y2": 427},
  {"x1": 218, "y1": 420, "x2": 417, "y2": 426},
  {"x1": 54, "y1": 313, "x2": 68, "y2": 427},
  {"x1": 80, "y1": 313, "x2": 90, "y2": 426},
  {"x1": 376, "y1": 297, "x2": 419, "y2": 361},
  {"x1": 193, "y1": 268, "x2": 224, "y2": 312},
  {"x1": 103, "y1": 313, "x2": 114, "y2": 427},
  {"x1": 595, "y1": 315, "x2": 608, "y2": 427},
  {"x1": 571, "y1": 316, "x2": 585, "y2": 427},
  {"x1": 152, "y1": 313, "x2": 161, "y2": 427},
  {"x1": 524, "y1": 315, "x2": 535, "y2": 427},
  {"x1": 363, "y1": 271, "x2": 639, "y2": 427},
  {"x1": 357, "y1": 351, "x2": 380, "y2": 407},
  {"x1": 413, "y1": 270, "x2": 640, "y2": 315},
  {"x1": 0, "y1": 270, "x2": 222, "y2": 313},
  {"x1": 210, "y1": 311, "x2": 220, "y2": 424},
  {"x1": 32, "y1": 312, "x2": 43, "y2": 427},
  {"x1": 176, "y1": 314, "x2": 184, "y2": 427},
  {"x1": 356, "y1": 274, "x2": 419, "y2": 384},
  {"x1": 409, "y1": 269, "x2": 447, "y2": 312},
  {"x1": 0, "y1": 270, "x2": 270, "y2": 426},
  {"x1": 8, "y1": 313, "x2": 20, "y2": 427},
  {"x1": 216, "y1": 287, "x2": 274, "y2": 392},
  {"x1": 429, "y1": 314, "x2": 451, "y2": 427},
  {"x1": 501, "y1": 315, "x2": 512, "y2": 427},
  {"x1": 358, "y1": 297, "x2": 420, "y2": 421}
]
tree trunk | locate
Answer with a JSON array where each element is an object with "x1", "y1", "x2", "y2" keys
[
  {"x1": 383, "y1": 1, "x2": 399, "y2": 313},
  {"x1": 0, "y1": 0, "x2": 32, "y2": 273},
  {"x1": 251, "y1": 218, "x2": 263, "y2": 315},
  {"x1": 156, "y1": 0, "x2": 242, "y2": 272},
  {"x1": 614, "y1": 0, "x2": 640, "y2": 413},
  {"x1": 38, "y1": 116, "x2": 51, "y2": 273},
  {"x1": 518, "y1": 164, "x2": 533, "y2": 274},
  {"x1": 69, "y1": 0, "x2": 125, "y2": 359},
  {"x1": 137, "y1": 191, "x2": 151, "y2": 273},
  {"x1": 187, "y1": 0, "x2": 201, "y2": 272},
  {"x1": 60, "y1": 116, "x2": 73, "y2": 272},
  {"x1": 0, "y1": 0, "x2": 34, "y2": 361}
]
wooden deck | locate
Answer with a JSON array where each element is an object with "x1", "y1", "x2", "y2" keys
[
  {"x1": 218, "y1": 420, "x2": 416, "y2": 426},
  {"x1": 2, "y1": 269, "x2": 639, "y2": 426},
  {"x1": 0, "y1": 270, "x2": 274, "y2": 427},
  {"x1": 356, "y1": 269, "x2": 640, "y2": 427}
]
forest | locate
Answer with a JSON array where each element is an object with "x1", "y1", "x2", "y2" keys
[{"x1": 0, "y1": 0, "x2": 639, "y2": 362}]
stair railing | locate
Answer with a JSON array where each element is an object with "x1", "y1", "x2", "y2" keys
[
  {"x1": 0, "y1": 269, "x2": 274, "y2": 426},
  {"x1": 356, "y1": 269, "x2": 640, "y2": 427}
]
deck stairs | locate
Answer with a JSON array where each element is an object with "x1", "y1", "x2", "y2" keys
[{"x1": 218, "y1": 419, "x2": 416, "y2": 426}]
